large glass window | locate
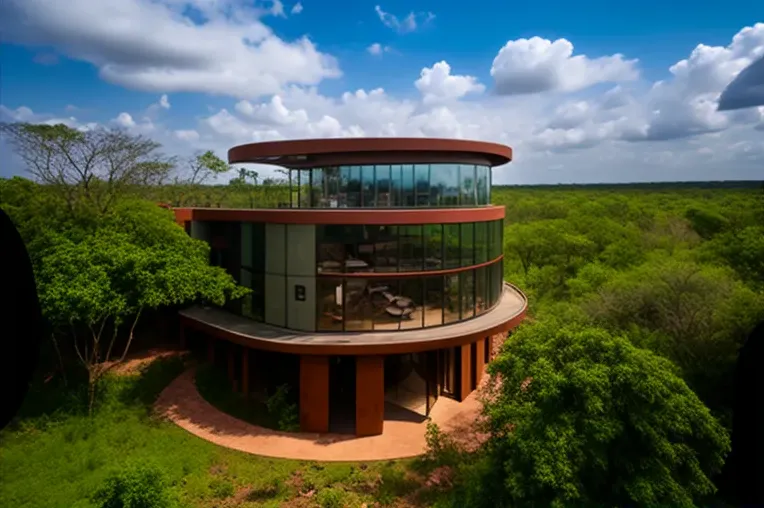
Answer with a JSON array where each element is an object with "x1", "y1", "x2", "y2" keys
[
  {"x1": 444, "y1": 224, "x2": 460, "y2": 269},
  {"x1": 475, "y1": 266, "x2": 488, "y2": 315},
  {"x1": 376, "y1": 165, "x2": 391, "y2": 207},
  {"x1": 476, "y1": 165, "x2": 489, "y2": 205},
  {"x1": 399, "y1": 225, "x2": 423, "y2": 272},
  {"x1": 288, "y1": 163, "x2": 491, "y2": 208},
  {"x1": 460, "y1": 165, "x2": 476, "y2": 206},
  {"x1": 316, "y1": 222, "x2": 496, "y2": 275},
  {"x1": 443, "y1": 274, "x2": 460, "y2": 324},
  {"x1": 460, "y1": 270, "x2": 475, "y2": 319},
  {"x1": 474, "y1": 221, "x2": 488, "y2": 264},
  {"x1": 314, "y1": 260, "x2": 503, "y2": 332},
  {"x1": 424, "y1": 276, "x2": 444, "y2": 327},
  {"x1": 415, "y1": 165, "x2": 430, "y2": 206},
  {"x1": 460, "y1": 222, "x2": 474, "y2": 267},
  {"x1": 317, "y1": 277, "x2": 343, "y2": 331},
  {"x1": 423, "y1": 224, "x2": 443, "y2": 270},
  {"x1": 361, "y1": 165, "x2": 375, "y2": 207}
]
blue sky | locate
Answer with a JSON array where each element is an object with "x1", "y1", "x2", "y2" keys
[{"x1": 1, "y1": 1, "x2": 762, "y2": 184}]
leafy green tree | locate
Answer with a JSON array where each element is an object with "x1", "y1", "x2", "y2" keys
[
  {"x1": 685, "y1": 207, "x2": 730, "y2": 239},
  {"x1": 0, "y1": 123, "x2": 174, "y2": 215},
  {"x1": 697, "y1": 226, "x2": 764, "y2": 289},
  {"x1": 483, "y1": 322, "x2": 730, "y2": 508},
  {"x1": 35, "y1": 200, "x2": 248, "y2": 413},
  {"x1": 583, "y1": 256, "x2": 764, "y2": 411},
  {"x1": 228, "y1": 167, "x2": 260, "y2": 208}
]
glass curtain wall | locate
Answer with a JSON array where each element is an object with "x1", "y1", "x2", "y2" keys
[
  {"x1": 289, "y1": 164, "x2": 491, "y2": 208},
  {"x1": 315, "y1": 262, "x2": 504, "y2": 332},
  {"x1": 315, "y1": 219, "x2": 505, "y2": 332},
  {"x1": 316, "y1": 221, "x2": 502, "y2": 274}
]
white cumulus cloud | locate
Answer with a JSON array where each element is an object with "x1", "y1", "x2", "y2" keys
[
  {"x1": 491, "y1": 36, "x2": 639, "y2": 95},
  {"x1": 415, "y1": 61, "x2": 485, "y2": 104},
  {"x1": 0, "y1": 0, "x2": 341, "y2": 100}
]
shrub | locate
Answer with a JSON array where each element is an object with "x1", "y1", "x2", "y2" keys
[
  {"x1": 92, "y1": 462, "x2": 176, "y2": 508},
  {"x1": 423, "y1": 422, "x2": 462, "y2": 467},
  {"x1": 208, "y1": 477, "x2": 235, "y2": 499},
  {"x1": 266, "y1": 384, "x2": 299, "y2": 432},
  {"x1": 483, "y1": 321, "x2": 731, "y2": 508},
  {"x1": 316, "y1": 487, "x2": 345, "y2": 508}
]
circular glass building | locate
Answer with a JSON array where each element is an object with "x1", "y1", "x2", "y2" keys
[{"x1": 175, "y1": 138, "x2": 527, "y2": 436}]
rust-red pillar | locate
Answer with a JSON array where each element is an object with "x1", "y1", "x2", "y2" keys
[
  {"x1": 356, "y1": 356, "x2": 385, "y2": 436},
  {"x1": 458, "y1": 343, "x2": 473, "y2": 402},
  {"x1": 299, "y1": 355, "x2": 330, "y2": 433},
  {"x1": 475, "y1": 339, "x2": 486, "y2": 387}
]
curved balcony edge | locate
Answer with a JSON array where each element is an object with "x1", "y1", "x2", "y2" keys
[{"x1": 179, "y1": 282, "x2": 527, "y2": 356}]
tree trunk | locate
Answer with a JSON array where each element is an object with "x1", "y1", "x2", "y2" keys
[
  {"x1": 87, "y1": 369, "x2": 97, "y2": 417},
  {"x1": 51, "y1": 333, "x2": 68, "y2": 387}
]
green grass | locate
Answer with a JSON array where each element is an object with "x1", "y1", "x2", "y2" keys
[{"x1": 0, "y1": 357, "x2": 431, "y2": 508}]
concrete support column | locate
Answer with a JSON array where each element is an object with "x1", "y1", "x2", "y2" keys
[
  {"x1": 299, "y1": 355, "x2": 329, "y2": 433},
  {"x1": 241, "y1": 348, "x2": 250, "y2": 396},
  {"x1": 356, "y1": 356, "x2": 385, "y2": 437},
  {"x1": 458, "y1": 343, "x2": 473, "y2": 402},
  {"x1": 475, "y1": 338, "x2": 486, "y2": 387}
]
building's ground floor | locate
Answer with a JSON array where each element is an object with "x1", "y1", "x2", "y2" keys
[{"x1": 180, "y1": 327, "x2": 505, "y2": 436}]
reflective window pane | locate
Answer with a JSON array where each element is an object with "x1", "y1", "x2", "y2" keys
[
  {"x1": 475, "y1": 266, "x2": 488, "y2": 315},
  {"x1": 361, "y1": 165, "x2": 375, "y2": 207},
  {"x1": 474, "y1": 221, "x2": 488, "y2": 264},
  {"x1": 390, "y1": 165, "x2": 402, "y2": 206},
  {"x1": 461, "y1": 270, "x2": 475, "y2": 319},
  {"x1": 423, "y1": 224, "x2": 443, "y2": 270},
  {"x1": 317, "y1": 277, "x2": 344, "y2": 331},
  {"x1": 290, "y1": 170, "x2": 299, "y2": 208},
  {"x1": 476, "y1": 165, "x2": 489, "y2": 205},
  {"x1": 299, "y1": 169, "x2": 311, "y2": 207},
  {"x1": 344, "y1": 278, "x2": 373, "y2": 330},
  {"x1": 424, "y1": 276, "x2": 444, "y2": 327},
  {"x1": 398, "y1": 277, "x2": 424, "y2": 329},
  {"x1": 444, "y1": 274, "x2": 460, "y2": 323},
  {"x1": 460, "y1": 165, "x2": 476, "y2": 206},
  {"x1": 280, "y1": 163, "x2": 494, "y2": 208},
  {"x1": 325, "y1": 167, "x2": 340, "y2": 207},
  {"x1": 317, "y1": 225, "x2": 346, "y2": 273},
  {"x1": 460, "y1": 222, "x2": 474, "y2": 267},
  {"x1": 399, "y1": 225, "x2": 423, "y2": 272},
  {"x1": 347, "y1": 166, "x2": 361, "y2": 207},
  {"x1": 376, "y1": 165, "x2": 391, "y2": 207},
  {"x1": 401, "y1": 164, "x2": 415, "y2": 207},
  {"x1": 415, "y1": 164, "x2": 430, "y2": 206},
  {"x1": 370, "y1": 278, "x2": 400, "y2": 330},
  {"x1": 374, "y1": 225, "x2": 398, "y2": 273},
  {"x1": 339, "y1": 166, "x2": 350, "y2": 207},
  {"x1": 311, "y1": 168, "x2": 325, "y2": 207},
  {"x1": 444, "y1": 224, "x2": 460, "y2": 269}
]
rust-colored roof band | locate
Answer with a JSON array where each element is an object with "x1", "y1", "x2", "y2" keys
[
  {"x1": 228, "y1": 138, "x2": 513, "y2": 169},
  {"x1": 318, "y1": 255, "x2": 503, "y2": 279},
  {"x1": 173, "y1": 206, "x2": 505, "y2": 225}
]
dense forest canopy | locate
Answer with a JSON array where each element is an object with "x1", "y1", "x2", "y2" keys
[{"x1": 1, "y1": 122, "x2": 763, "y2": 507}]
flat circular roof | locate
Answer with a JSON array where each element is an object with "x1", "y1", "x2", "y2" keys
[{"x1": 228, "y1": 138, "x2": 513, "y2": 168}]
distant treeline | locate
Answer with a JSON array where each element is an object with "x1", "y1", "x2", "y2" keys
[{"x1": 496, "y1": 180, "x2": 764, "y2": 191}]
